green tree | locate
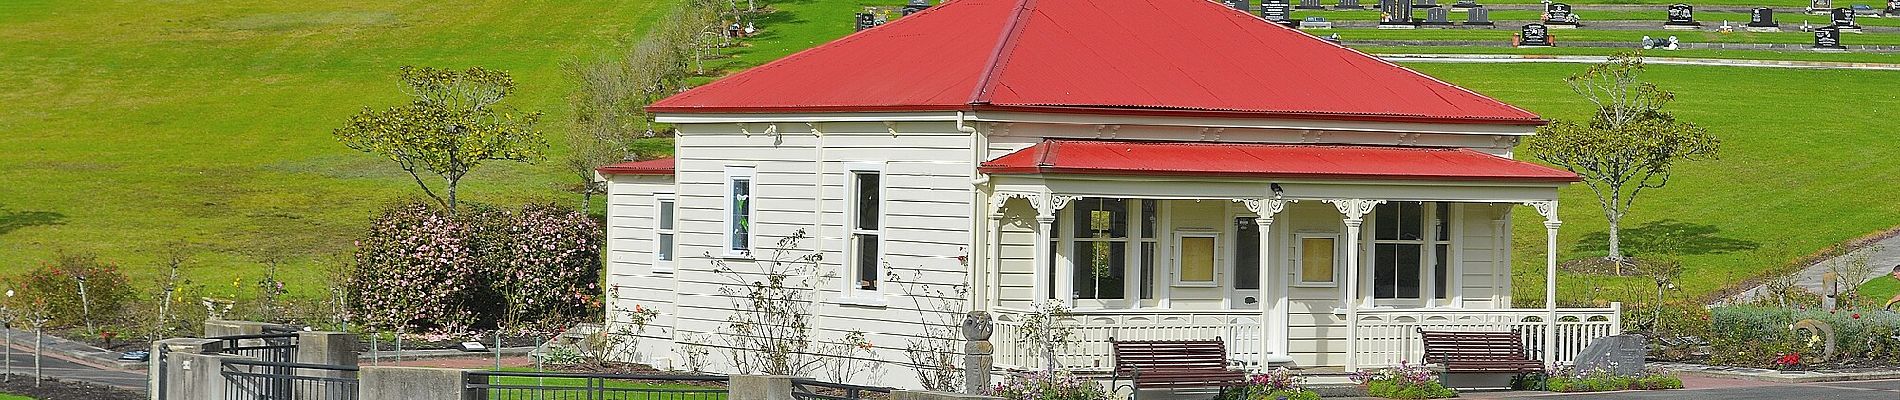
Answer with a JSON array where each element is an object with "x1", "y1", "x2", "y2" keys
[
  {"x1": 1528, "y1": 52, "x2": 1720, "y2": 270},
  {"x1": 335, "y1": 66, "x2": 546, "y2": 212}
]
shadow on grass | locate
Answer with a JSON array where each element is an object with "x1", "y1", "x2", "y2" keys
[
  {"x1": 0, "y1": 207, "x2": 65, "y2": 236},
  {"x1": 1573, "y1": 219, "x2": 1759, "y2": 256}
]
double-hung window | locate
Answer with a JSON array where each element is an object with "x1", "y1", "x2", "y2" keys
[
  {"x1": 848, "y1": 168, "x2": 883, "y2": 294},
  {"x1": 1370, "y1": 202, "x2": 1453, "y2": 302},
  {"x1": 724, "y1": 167, "x2": 755, "y2": 256},
  {"x1": 1071, "y1": 198, "x2": 1128, "y2": 300},
  {"x1": 655, "y1": 194, "x2": 676, "y2": 271}
]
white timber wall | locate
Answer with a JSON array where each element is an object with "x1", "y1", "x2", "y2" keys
[{"x1": 604, "y1": 174, "x2": 679, "y2": 363}]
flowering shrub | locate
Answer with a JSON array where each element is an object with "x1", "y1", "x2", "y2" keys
[
  {"x1": 1707, "y1": 305, "x2": 1900, "y2": 367},
  {"x1": 348, "y1": 202, "x2": 479, "y2": 333},
  {"x1": 472, "y1": 203, "x2": 602, "y2": 327},
  {"x1": 1517, "y1": 366, "x2": 1683, "y2": 392},
  {"x1": 1216, "y1": 367, "x2": 1320, "y2": 400},
  {"x1": 1349, "y1": 362, "x2": 1456, "y2": 399},
  {"x1": 8, "y1": 252, "x2": 137, "y2": 329},
  {"x1": 988, "y1": 371, "x2": 1108, "y2": 400}
]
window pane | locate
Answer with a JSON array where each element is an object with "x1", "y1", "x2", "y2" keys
[
  {"x1": 1141, "y1": 200, "x2": 1158, "y2": 239},
  {"x1": 1374, "y1": 244, "x2": 1398, "y2": 298},
  {"x1": 658, "y1": 234, "x2": 674, "y2": 262},
  {"x1": 857, "y1": 234, "x2": 879, "y2": 290},
  {"x1": 1140, "y1": 242, "x2": 1156, "y2": 299},
  {"x1": 1397, "y1": 244, "x2": 1421, "y2": 298},
  {"x1": 1048, "y1": 213, "x2": 1059, "y2": 300},
  {"x1": 1073, "y1": 241, "x2": 1125, "y2": 299},
  {"x1": 1399, "y1": 202, "x2": 1423, "y2": 241},
  {"x1": 731, "y1": 179, "x2": 751, "y2": 251},
  {"x1": 1374, "y1": 203, "x2": 1398, "y2": 241},
  {"x1": 1300, "y1": 237, "x2": 1335, "y2": 284},
  {"x1": 855, "y1": 173, "x2": 879, "y2": 231},
  {"x1": 1179, "y1": 237, "x2": 1216, "y2": 283},
  {"x1": 1434, "y1": 203, "x2": 1450, "y2": 242},
  {"x1": 1434, "y1": 243, "x2": 1448, "y2": 299},
  {"x1": 1235, "y1": 217, "x2": 1259, "y2": 290},
  {"x1": 659, "y1": 200, "x2": 675, "y2": 230},
  {"x1": 1073, "y1": 199, "x2": 1128, "y2": 239}
]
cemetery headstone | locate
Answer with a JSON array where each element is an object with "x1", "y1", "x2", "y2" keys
[
  {"x1": 1814, "y1": 25, "x2": 1845, "y2": 48},
  {"x1": 1425, "y1": 7, "x2": 1453, "y2": 25},
  {"x1": 855, "y1": 13, "x2": 879, "y2": 31},
  {"x1": 1811, "y1": 0, "x2": 1834, "y2": 13},
  {"x1": 1452, "y1": 0, "x2": 1481, "y2": 8},
  {"x1": 1853, "y1": 4, "x2": 1878, "y2": 15},
  {"x1": 1262, "y1": 0, "x2": 1295, "y2": 23},
  {"x1": 902, "y1": 0, "x2": 931, "y2": 16},
  {"x1": 1833, "y1": 7, "x2": 1861, "y2": 30},
  {"x1": 1466, "y1": 7, "x2": 1495, "y2": 25},
  {"x1": 1748, "y1": 7, "x2": 1780, "y2": 31},
  {"x1": 1415, "y1": 0, "x2": 1439, "y2": 7},
  {"x1": 1299, "y1": 0, "x2": 1327, "y2": 10},
  {"x1": 1665, "y1": 4, "x2": 1702, "y2": 28},
  {"x1": 1545, "y1": 2, "x2": 1578, "y2": 26},
  {"x1": 1518, "y1": 23, "x2": 1553, "y2": 46},
  {"x1": 1225, "y1": 0, "x2": 1251, "y2": 12},
  {"x1": 1338, "y1": 0, "x2": 1367, "y2": 9},
  {"x1": 1381, "y1": 0, "x2": 1418, "y2": 26},
  {"x1": 1574, "y1": 334, "x2": 1647, "y2": 376},
  {"x1": 1301, "y1": 16, "x2": 1335, "y2": 29},
  {"x1": 1888, "y1": 0, "x2": 1900, "y2": 16}
]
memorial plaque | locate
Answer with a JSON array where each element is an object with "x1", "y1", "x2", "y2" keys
[
  {"x1": 1224, "y1": 0, "x2": 1251, "y2": 12},
  {"x1": 1833, "y1": 7, "x2": 1859, "y2": 28},
  {"x1": 1666, "y1": 4, "x2": 1700, "y2": 26},
  {"x1": 1888, "y1": 0, "x2": 1900, "y2": 15},
  {"x1": 1467, "y1": 7, "x2": 1494, "y2": 25},
  {"x1": 1519, "y1": 23, "x2": 1553, "y2": 46},
  {"x1": 1545, "y1": 2, "x2": 1576, "y2": 24},
  {"x1": 1338, "y1": 0, "x2": 1367, "y2": 9},
  {"x1": 1425, "y1": 7, "x2": 1452, "y2": 25},
  {"x1": 1575, "y1": 335, "x2": 1647, "y2": 376},
  {"x1": 901, "y1": 0, "x2": 931, "y2": 16},
  {"x1": 1299, "y1": 0, "x2": 1327, "y2": 10},
  {"x1": 1452, "y1": 0, "x2": 1480, "y2": 8},
  {"x1": 1815, "y1": 26, "x2": 1844, "y2": 48},
  {"x1": 1811, "y1": 0, "x2": 1833, "y2": 12},
  {"x1": 1749, "y1": 7, "x2": 1778, "y2": 27},
  {"x1": 1262, "y1": 0, "x2": 1294, "y2": 23},
  {"x1": 855, "y1": 13, "x2": 878, "y2": 31},
  {"x1": 1416, "y1": 0, "x2": 1439, "y2": 7},
  {"x1": 1382, "y1": 0, "x2": 1417, "y2": 24}
]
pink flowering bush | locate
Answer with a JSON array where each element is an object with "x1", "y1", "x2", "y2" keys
[
  {"x1": 347, "y1": 201, "x2": 602, "y2": 333},
  {"x1": 1217, "y1": 367, "x2": 1319, "y2": 400},
  {"x1": 988, "y1": 371, "x2": 1108, "y2": 400},
  {"x1": 1350, "y1": 361, "x2": 1456, "y2": 399}
]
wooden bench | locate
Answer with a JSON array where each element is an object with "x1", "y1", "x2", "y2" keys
[
  {"x1": 1417, "y1": 329, "x2": 1545, "y2": 375},
  {"x1": 1109, "y1": 337, "x2": 1247, "y2": 398}
]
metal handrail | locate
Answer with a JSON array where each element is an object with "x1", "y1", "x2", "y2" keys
[
  {"x1": 208, "y1": 333, "x2": 301, "y2": 340},
  {"x1": 222, "y1": 359, "x2": 361, "y2": 372},
  {"x1": 465, "y1": 370, "x2": 728, "y2": 383}
]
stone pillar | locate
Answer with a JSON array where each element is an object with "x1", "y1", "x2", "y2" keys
[
  {"x1": 962, "y1": 311, "x2": 994, "y2": 395},
  {"x1": 296, "y1": 332, "x2": 359, "y2": 400},
  {"x1": 358, "y1": 366, "x2": 473, "y2": 400},
  {"x1": 1823, "y1": 272, "x2": 1840, "y2": 311},
  {"x1": 156, "y1": 338, "x2": 246, "y2": 400},
  {"x1": 151, "y1": 338, "x2": 223, "y2": 400},
  {"x1": 203, "y1": 320, "x2": 273, "y2": 337},
  {"x1": 729, "y1": 375, "x2": 794, "y2": 400}
]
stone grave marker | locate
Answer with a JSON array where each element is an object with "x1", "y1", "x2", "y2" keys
[
  {"x1": 1815, "y1": 25, "x2": 1845, "y2": 48},
  {"x1": 1811, "y1": 0, "x2": 1834, "y2": 13},
  {"x1": 1262, "y1": 0, "x2": 1295, "y2": 23},
  {"x1": 1666, "y1": 4, "x2": 1701, "y2": 28},
  {"x1": 1452, "y1": 0, "x2": 1481, "y2": 9},
  {"x1": 855, "y1": 13, "x2": 879, "y2": 31},
  {"x1": 1338, "y1": 0, "x2": 1367, "y2": 9},
  {"x1": 1299, "y1": 0, "x2": 1327, "y2": 10},
  {"x1": 1424, "y1": 7, "x2": 1453, "y2": 25},
  {"x1": 1748, "y1": 7, "x2": 1780, "y2": 31},
  {"x1": 1518, "y1": 23, "x2": 1553, "y2": 46},
  {"x1": 1574, "y1": 334, "x2": 1647, "y2": 376},
  {"x1": 1833, "y1": 7, "x2": 1861, "y2": 31},
  {"x1": 1545, "y1": 2, "x2": 1578, "y2": 26},
  {"x1": 1416, "y1": 0, "x2": 1439, "y2": 6},
  {"x1": 1224, "y1": 0, "x2": 1251, "y2": 12},
  {"x1": 1466, "y1": 7, "x2": 1494, "y2": 25},
  {"x1": 1381, "y1": 0, "x2": 1418, "y2": 27},
  {"x1": 1889, "y1": 0, "x2": 1900, "y2": 16},
  {"x1": 901, "y1": 0, "x2": 931, "y2": 16}
]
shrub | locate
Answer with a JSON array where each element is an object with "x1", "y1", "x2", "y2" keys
[
  {"x1": 1217, "y1": 368, "x2": 1321, "y2": 400},
  {"x1": 1525, "y1": 366, "x2": 1683, "y2": 392},
  {"x1": 480, "y1": 203, "x2": 602, "y2": 327},
  {"x1": 347, "y1": 202, "x2": 480, "y2": 333},
  {"x1": 1708, "y1": 305, "x2": 1900, "y2": 367},
  {"x1": 988, "y1": 371, "x2": 1108, "y2": 400},
  {"x1": 7, "y1": 252, "x2": 137, "y2": 329},
  {"x1": 1350, "y1": 362, "x2": 1456, "y2": 399}
]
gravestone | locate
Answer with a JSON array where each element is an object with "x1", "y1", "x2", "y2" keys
[
  {"x1": 901, "y1": 0, "x2": 931, "y2": 16},
  {"x1": 1301, "y1": 16, "x2": 1335, "y2": 28},
  {"x1": 1815, "y1": 25, "x2": 1845, "y2": 48},
  {"x1": 1545, "y1": 2, "x2": 1578, "y2": 26},
  {"x1": 1833, "y1": 7, "x2": 1862, "y2": 31},
  {"x1": 1224, "y1": 0, "x2": 1251, "y2": 12},
  {"x1": 1424, "y1": 7, "x2": 1453, "y2": 25},
  {"x1": 1518, "y1": 23, "x2": 1553, "y2": 46},
  {"x1": 1338, "y1": 0, "x2": 1367, "y2": 9},
  {"x1": 1262, "y1": 0, "x2": 1295, "y2": 23},
  {"x1": 1853, "y1": 4, "x2": 1878, "y2": 15},
  {"x1": 1748, "y1": 7, "x2": 1780, "y2": 31},
  {"x1": 1665, "y1": 4, "x2": 1701, "y2": 28},
  {"x1": 1466, "y1": 7, "x2": 1495, "y2": 25},
  {"x1": 1416, "y1": 0, "x2": 1439, "y2": 6},
  {"x1": 1889, "y1": 0, "x2": 1900, "y2": 16},
  {"x1": 854, "y1": 13, "x2": 879, "y2": 31},
  {"x1": 1811, "y1": 0, "x2": 1834, "y2": 13},
  {"x1": 1299, "y1": 0, "x2": 1327, "y2": 10},
  {"x1": 1381, "y1": 0, "x2": 1418, "y2": 26},
  {"x1": 1452, "y1": 0, "x2": 1481, "y2": 8},
  {"x1": 1574, "y1": 334, "x2": 1647, "y2": 376}
]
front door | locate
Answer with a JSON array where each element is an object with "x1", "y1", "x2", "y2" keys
[{"x1": 1229, "y1": 212, "x2": 1263, "y2": 309}]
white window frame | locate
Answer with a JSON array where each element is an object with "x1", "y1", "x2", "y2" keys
[
  {"x1": 723, "y1": 166, "x2": 756, "y2": 258},
  {"x1": 843, "y1": 163, "x2": 886, "y2": 303},
  {"x1": 654, "y1": 193, "x2": 677, "y2": 272},
  {"x1": 1364, "y1": 202, "x2": 1456, "y2": 306},
  {"x1": 1292, "y1": 232, "x2": 1340, "y2": 288},
  {"x1": 1171, "y1": 230, "x2": 1221, "y2": 288}
]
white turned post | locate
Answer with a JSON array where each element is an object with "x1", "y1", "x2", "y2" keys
[
  {"x1": 1032, "y1": 215, "x2": 1054, "y2": 305},
  {"x1": 986, "y1": 213, "x2": 1004, "y2": 309},
  {"x1": 1240, "y1": 198, "x2": 1295, "y2": 368},
  {"x1": 1327, "y1": 199, "x2": 1381, "y2": 372},
  {"x1": 1525, "y1": 200, "x2": 1561, "y2": 367}
]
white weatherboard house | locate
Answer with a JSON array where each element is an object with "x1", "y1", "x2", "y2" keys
[{"x1": 597, "y1": 0, "x2": 1620, "y2": 388}]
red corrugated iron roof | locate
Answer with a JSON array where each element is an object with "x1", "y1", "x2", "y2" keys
[
  {"x1": 980, "y1": 140, "x2": 1580, "y2": 182},
  {"x1": 596, "y1": 158, "x2": 676, "y2": 175},
  {"x1": 647, "y1": 0, "x2": 1542, "y2": 125}
]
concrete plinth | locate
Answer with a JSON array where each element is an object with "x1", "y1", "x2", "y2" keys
[{"x1": 358, "y1": 366, "x2": 473, "y2": 400}]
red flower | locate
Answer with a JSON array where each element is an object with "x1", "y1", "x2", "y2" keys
[
  {"x1": 1774, "y1": 353, "x2": 1802, "y2": 367},
  {"x1": 1853, "y1": 313, "x2": 1862, "y2": 319}
]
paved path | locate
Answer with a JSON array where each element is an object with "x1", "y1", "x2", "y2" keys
[
  {"x1": 1380, "y1": 53, "x2": 1900, "y2": 70},
  {"x1": 0, "y1": 343, "x2": 146, "y2": 390},
  {"x1": 1724, "y1": 232, "x2": 1900, "y2": 304}
]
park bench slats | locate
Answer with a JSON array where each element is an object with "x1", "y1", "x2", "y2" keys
[
  {"x1": 1109, "y1": 337, "x2": 1246, "y2": 398},
  {"x1": 1418, "y1": 329, "x2": 1544, "y2": 375}
]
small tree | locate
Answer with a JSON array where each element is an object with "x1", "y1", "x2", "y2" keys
[
  {"x1": 1527, "y1": 52, "x2": 1720, "y2": 270},
  {"x1": 334, "y1": 66, "x2": 546, "y2": 213},
  {"x1": 1015, "y1": 301, "x2": 1076, "y2": 372},
  {"x1": 713, "y1": 229, "x2": 831, "y2": 376},
  {"x1": 891, "y1": 268, "x2": 967, "y2": 392}
]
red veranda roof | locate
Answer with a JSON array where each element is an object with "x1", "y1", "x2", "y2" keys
[
  {"x1": 980, "y1": 140, "x2": 1581, "y2": 182},
  {"x1": 596, "y1": 158, "x2": 675, "y2": 176},
  {"x1": 647, "y1": 0, "x2": 1542, "y2": 125}
]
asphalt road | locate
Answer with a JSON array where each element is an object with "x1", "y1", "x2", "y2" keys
[{"x1": 0, "y1": 345, "x2": 147, "y2": 391}]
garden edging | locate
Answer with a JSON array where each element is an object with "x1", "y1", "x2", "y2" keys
[{"x1": 1654, "y1": 362, "x2": 1900, "y2": 383}]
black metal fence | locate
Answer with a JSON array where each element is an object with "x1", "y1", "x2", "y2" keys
[
  {"x1": 213, "y1": 333, "x2": 300, "y2": 363},
  {"x1": 790, "y1": 378, "x2": 891, "y2": 400},
  {"x1": 465, "y1": 370, "x2": 729, "y2": 400},
  {"x1": 222, "y1": 359, "x2": 359, "y2": 400}
]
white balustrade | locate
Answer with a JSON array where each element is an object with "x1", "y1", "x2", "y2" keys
[{"x1": 1351, "y1": 303, "x2": 1622, "y2": 368}]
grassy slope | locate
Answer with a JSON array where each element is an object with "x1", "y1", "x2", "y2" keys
[{"x1": 0, "y1": 1, "x2": 679, "y2": 296}]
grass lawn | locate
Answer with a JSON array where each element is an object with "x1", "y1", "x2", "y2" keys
[
  {"x1": 1859, "y1": 273, "x2": 1900, "y2": 307},
  {"x1": 481, "y1": 368, "x2": 726, "y2": 399},
  {"x1": 1295, "y1": 9, "x2": 1900, "y2": 27},
  {"x1": 1357, "y1": 45, "x2": 1900, "y2": 63},
  {"x1": 0, "y1": 394, "x2": 29, "y2": 400},
  {"x1": 1323, "y1": 27, "x2": 1900, "y2": 45}
]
